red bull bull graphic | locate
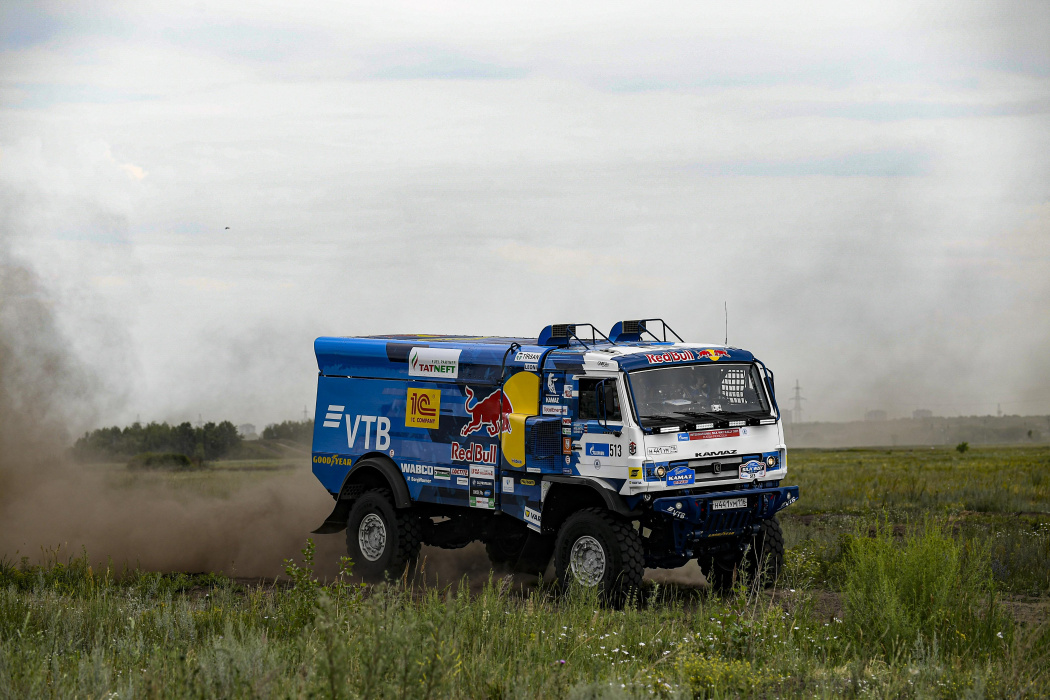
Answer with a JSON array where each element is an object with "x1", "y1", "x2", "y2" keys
[
  {"x1": 461, "y1": 386, "x2": 513, "y2": 437},
  {"x1": 697, "y1": 348, "x2": 729, "y2": 361}
]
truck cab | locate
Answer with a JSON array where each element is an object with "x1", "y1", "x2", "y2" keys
[{"x1": 310, "y1": 319, "x2": 798, "y2": 604}]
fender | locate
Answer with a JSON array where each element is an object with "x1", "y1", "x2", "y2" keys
[
  {"x1": 542, "y1": 475, "x2": 641, "y2": 519},
  {"x1": 311, "y1": 453, "x2": 411, "y2": 534}
]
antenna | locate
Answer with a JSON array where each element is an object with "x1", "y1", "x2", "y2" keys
[{"x1": 724, "y1": 301, "x2": 728, "y2": 345}]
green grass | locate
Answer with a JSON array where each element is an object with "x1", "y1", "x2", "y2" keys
[{"x1": 1, "y1": 445, "x2": 1048, "y2": 698}]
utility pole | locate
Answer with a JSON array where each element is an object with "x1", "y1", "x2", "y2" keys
[
  {"x1": 303, "y1": 405, "x2": 309, "y2": 422},
  {"x1": 791, "y1": 380, "x2": 806, "y2": 424}
]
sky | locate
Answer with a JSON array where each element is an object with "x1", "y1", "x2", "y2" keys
[{"x1": 1, "y1": 0, "x2": 1048, "y2": 431}]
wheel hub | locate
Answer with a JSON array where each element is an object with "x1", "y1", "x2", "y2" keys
[
  {"x1": 358, "y1": 513, "x2": 387, "y2": 561},
  {"x1": 568, "y1": 535, "x2": 606, "y2": 587}
]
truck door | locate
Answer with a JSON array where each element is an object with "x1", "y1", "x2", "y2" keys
[{"x1": 574, "y1": 375, "x2": 629, "y2": 479}]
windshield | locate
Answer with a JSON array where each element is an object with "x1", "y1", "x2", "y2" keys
[{"x1": 628, "y1": 363, "x2": 771, "y2": 423}]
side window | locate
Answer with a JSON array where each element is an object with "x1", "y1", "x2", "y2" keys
[{"x1": 578, "y1": 377, "x2": 623, "y2": 421}]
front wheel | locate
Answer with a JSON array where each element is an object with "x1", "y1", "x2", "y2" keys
[
  {"x1": 742, "y1": 516, "x2": 785, "y2": 588},
  {"x1": 345, "y1": 489, "x2": 421, "y2": 582},
  {"x1": 554, "y1": 509, "x2": 643, "y2": 608}
]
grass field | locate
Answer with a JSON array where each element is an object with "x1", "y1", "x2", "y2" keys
[{"x1": 2, "y1": 445, "x2": 1048, "y2": 698}]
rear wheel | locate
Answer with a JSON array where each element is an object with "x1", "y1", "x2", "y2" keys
[
  {"x1": 345, "y1": 489, "x2": 421, "y2": 582},
  {"x1": 554, "y1": 509, "x2": 643, "y2": 608}
]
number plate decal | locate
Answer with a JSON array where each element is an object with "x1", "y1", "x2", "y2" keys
[{"x1": 711, "y1": 497, "x2": 748, "y2": 511}]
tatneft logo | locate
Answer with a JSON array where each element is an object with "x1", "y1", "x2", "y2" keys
[
  {"x1": 408, "y1": 347, "x2": 461, "y2": 378},
  {"x1": 322, "y1": 406, "x2": 391, "y2": 450}
]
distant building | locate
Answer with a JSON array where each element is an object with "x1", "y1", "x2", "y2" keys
[
  {"x1": 913, "y1": 409, "x2": 933, "y2": 419},
  {"x1": 237, "y1": 423, "x2": 258, "y2": 440},
  {"x1": 865, "y1": 410, "x2": 887, "y2": 422}
]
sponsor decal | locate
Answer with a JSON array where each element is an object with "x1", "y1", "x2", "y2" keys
[
  {"x1": 527, "y1": 466, "x2": 541, "y2": 473},
  {"x1": 563, "y1": 384, "x2": 573, "y2": 399},
  {"x1": 524, "y1": 362, "x2": 538, "y2": 372},
  {"x1": 542, "y1": 404, "x2": 568, "y2": 416},
  {"x1": 696, "y1": 449, "x2": 738, "y2": 457},
  {"x1": 593, "y1": 459, "x2": 601, "y2": 469},
  {"x1": 585, "y1": 443, "x2": 609, "y2": 457},
  {"x1": 470, "y1": 465, "x2": 495, "y2": 479},
  {"x1": 687, "y1": 428, "x2": 741, "y2": 441},
  {"x1": 711, "y1": 403, "x2": 722, "y2": 411},
  {"x1": 595, "y1": 359, "x2": 611, "y2": 368},
  {"x1": 405, "y1": 388, "x2": 441, "y2": 428},
  {"x1": 563, "y1": 436, "x2": 572, "y2": 454},
  {"x1": 451, "y1": 467, "x2": 468, "y2": 477},
  {"x1": 451, "y1": 442, "x2": 498, "y2": 465},
  {"x1": 667, "y1": 466, "x2": 695, "y2": 486},
  {"x1": 629, "y1": 441, "x2": 637, "y2": 456},
  {"x1": 778, "y1": 494, "x2": 798, "y2": 510},
  {"x1": 562, "y1": 427, "x2": 571, "y2": 435},
  {"x1": 643, "y1": 349, "x2": 695, "y2": 365},
  {"x1": 739, "y1": 459, "x2": 766, "y2": 480},
  {"x1": 646, "y1": 445, "x2": 678, "y2": 456},
  {"x1": 334, "y1": 414, "x2": 390, "y2": 450},
  {"x1": 663, "y1": 506, "x2": 686, "y2": 519},
  {"x1": 470, "y1": 476, "x2": 495, "y2": 508},
  {"x1": 408, "y1": 348, "x2": 461, "y2": 378},
  {"x1": 564, "y1": 455, "x2": 571, "y2": 465},
  {"x1": 677, "y1": 433, "x2": 690, "y2": 441},
  {"x1": 515, "y1": 350, "x2": 542, "y2": 363},
  {"x1": 456, "y1": 476, "x2": 468, "y2": 486},
  {"x1": 562, "y1": 417, "x2": 572, "y2": 426},
  {"x1": 544, "y1": 395, "x2": 561, "y2": 404},
  {"x1": 547, "y1": 373, "x2": 557, "y2": 393},
  {"x1": 524, "y1": 507, "x2": 541, "y2": 530},
  {"x1": 434, "y1": 466, "x2": 450, "y2": 481},
  {"x1": 400, "y1": 462, "x2": 434, "y2": 476},
  {"x1": 629, "y1": 466, "x2": 642, "y2": 479},
  {"x1": 322, "y1": 404, "x2": 345, "y2": 428},
  {"x1": 461, "y1": 387, "x2": 512, "y2": 437},
  {"x1": 312, "y1": 454, "x2": 353, "y2": 466},
  {"x1": 520, "y1": 478, "x2": 536, "y2": 486},
  {"x1": 502, "y1": 476, "x2": 514, "y2": 493},
  {"x1": 697, "y1": 348, "x2": 729, "y2": 362}
]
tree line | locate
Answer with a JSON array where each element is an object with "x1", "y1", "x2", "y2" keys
[
  {"x1": 73, "y1": 421, "x2": 242, "y2": 462},
  {"x1": 73, "y1": 418, "x2": 316, "y2": 462}
]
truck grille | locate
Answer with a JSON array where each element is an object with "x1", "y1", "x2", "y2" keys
[
  {"x1": 527, "y1": 419, "x2": 562, "y2": 458},
  {"x1": 706, "y1": 507, "x2": 752, "y2": 533}
]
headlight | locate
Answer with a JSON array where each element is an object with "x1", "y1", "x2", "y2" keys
[{"x1": 655, "y1": 465, "x2": 667, "y2": 479}]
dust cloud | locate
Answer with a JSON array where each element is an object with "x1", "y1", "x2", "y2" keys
[{"x1": 0, "y1": 233, "x2": 350, "y2": 578}]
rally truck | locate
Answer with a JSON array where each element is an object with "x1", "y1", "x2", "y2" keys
[{"x1": 310, "y1": 319, "x2": 798, "y2": 603}]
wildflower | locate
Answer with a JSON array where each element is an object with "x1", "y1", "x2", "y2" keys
[
  {"x1": 997, "y1": 632, "x2": 1004, "y2": 639},
  {"x1": 557, "y1": 660, "x2": 566, "y2": 665}
]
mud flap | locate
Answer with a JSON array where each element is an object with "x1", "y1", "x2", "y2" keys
[
  {"x1": 511, "y1": 531, "x2": 555, "y2": 575},
  {"x1": 311, "y1": 499, "x2": 352, "y2": 534}
]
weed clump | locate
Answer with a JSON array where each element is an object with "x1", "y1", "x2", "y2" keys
[
  {"x1": 126, "y1": 452, "x2": 198, "y2": 471},
  {"x1": 841, "y1": 520, "x2": 1011, "y2": 659}
]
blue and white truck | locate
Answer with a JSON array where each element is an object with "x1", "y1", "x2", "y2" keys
[{"x1": 310, "y1": 319, "x2": 798, "y2": 603}]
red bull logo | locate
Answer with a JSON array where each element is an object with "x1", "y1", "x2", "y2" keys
[
  {"x1": 461, "y1": 386, "x2": 513, "y2": 437},
  {"x1": 697, "y1": 348, "x2": 730, "y2": 361},
  {"x1": 644, "y1": 350, "x2": 695, "y2": 365}
]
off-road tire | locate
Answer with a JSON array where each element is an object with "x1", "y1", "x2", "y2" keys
[
  {"x1": 345, "y1": 489, "x2": 421, "y2": 583},
  {"x1": 742, "y1": 516, "x2": 785, "y2": 588},
  {"x1": 701, "y1": 516, "x2": 785, "y2": 593},
  {"x1": 554, "y1": 508, "x2": 644, "y2": 608}
]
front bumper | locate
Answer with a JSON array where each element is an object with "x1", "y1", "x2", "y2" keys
[{"x1": 651, "y1": 485, "x2": 799, "y2": 542}]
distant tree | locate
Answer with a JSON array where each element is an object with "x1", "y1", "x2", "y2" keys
[
  {"x1": 262, "y1": 419, "x2": 313, "y2": 444},
  {"x1": 955, "y1": 441, "x2": 969, "y2": 454}
]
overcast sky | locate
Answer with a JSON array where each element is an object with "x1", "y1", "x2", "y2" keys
[{"x1": 1, "y1": 0, "x2": 1048, "y2": 429}]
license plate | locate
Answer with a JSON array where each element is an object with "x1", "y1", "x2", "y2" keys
[{"x1": 712, "y1": 497, "x2": 748, "y2": 511}]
